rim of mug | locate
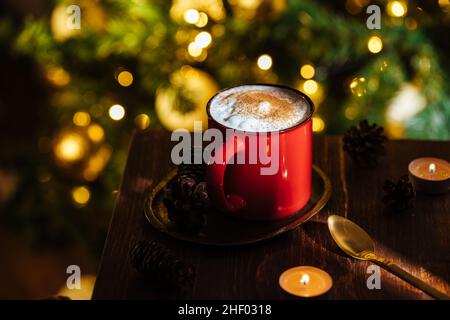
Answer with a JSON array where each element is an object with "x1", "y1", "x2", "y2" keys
[{"x1": 206, "y1": 83, "x2": 315, "y2": 134}]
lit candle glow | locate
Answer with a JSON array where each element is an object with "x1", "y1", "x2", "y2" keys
[
  {"x1": 409, "y1": 157, "x2": 450, "y2": 194},
  {"x1": 429, "y1": 163, "x2": 436, "y2": 173},
  {"x1": 300, "y1": 273, "x2": 310, "y2": 286},
  {"x1": 279, "y1": 266, "x2": 332, "y2": 298}
]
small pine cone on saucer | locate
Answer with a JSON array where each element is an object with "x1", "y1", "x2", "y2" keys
[{"x1": 177, "y1": 163, "x2": 206, "y2": 199}]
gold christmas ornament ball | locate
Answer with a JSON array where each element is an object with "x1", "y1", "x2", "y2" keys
[
  {"x1": 170, "y1": 0, "x2": 226, "y2": 23},
  {"x1": 229, "y1": 0, "x2": 286, "y2": 21},
  {"x1": 135, "y1": 114, "x2": 151, "y2": 130},
  {"x1": 155, "y1": 66, "x2": 219, "y2": 131},
  {"x1": 51, "y1": 0, "x2": 106, "y2": 42},
  {"x1": 349, "y1": 77, "x2": 367, "y2": 97}
]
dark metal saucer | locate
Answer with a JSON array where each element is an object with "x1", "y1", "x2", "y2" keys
[{"x1": 144, "y1": 165, "x2": 331, "y2": 246}]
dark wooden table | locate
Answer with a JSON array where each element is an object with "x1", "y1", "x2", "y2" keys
[{"x1": 93, "y1": 130, "x2": 450, "y2": 299}]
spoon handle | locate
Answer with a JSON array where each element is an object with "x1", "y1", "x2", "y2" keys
[{"x1": 371, "y1": 257, "x2": 449, "y2": 300}]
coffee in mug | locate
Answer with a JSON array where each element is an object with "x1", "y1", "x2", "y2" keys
[{"x1": 209, "y1": 84, "x2": 310, "y2": 132}]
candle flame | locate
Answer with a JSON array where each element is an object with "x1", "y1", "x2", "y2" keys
[
  {"x1": 300, "y1": 274, "x2": 310, "y2": 286},
  {"x1": 429, "y1": 163, "x2": 436, "y2": 173}
]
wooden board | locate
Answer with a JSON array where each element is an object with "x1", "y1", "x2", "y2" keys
[{"x1": 93, "y1": 130, "x2": 450, "y2": 299}]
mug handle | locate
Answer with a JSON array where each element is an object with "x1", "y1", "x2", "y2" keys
[{"x1": 206, "y1": 135, "x2": 246, "y2": 212}]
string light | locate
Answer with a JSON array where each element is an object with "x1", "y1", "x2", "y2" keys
[
  {"x1": 368, "y1": 36, "x2": 383, "y2": 54},
  {"x1": 188, "y1": 42, "x2": 202, "y2": 57},
  {"x1": 135, "y1": 114, "x2": 151, "y2": 130},
  {"x1": 300, "y1": 64, "x2": 315, "y2": 79},
  {"x1": 195, "y1": 12, "x2": 208, "y2": 27},
  {"x1": 73, "y1": 111, "x2": 91, "y2": 127},
  {"x1": 257, "y1": 54, "x2": 272, "y2": 70},
  {"x1": 312, "y1": 117, "x2": 325, "y2": 132},
  {"x1": 303, "y1": 80, "x2": 318, "y2": 95},
  {"x1": 117, "y1": 70, "x2": 133, "y2": 87},
  {"x1": 54, "y1": 132, "x2": 87, "y2": 163},
  {"x1": 109, "y1": 104, "x2": 125, "y2": 121},
  {"x1": 387, "y1": 1, "x2": 407, "y2": 17},
  {"x1": 87, "y1": 124, "x2": 104, "y2": 142},
  {"x1": 72, "y1": 186, "x2": 90, "y2": 207},
  {"x1": 184, "y1": 9, "x2": 200, "y2": 24},
  {"x1": 195, "y1": 31, "x2": 212, "y2": 48}
]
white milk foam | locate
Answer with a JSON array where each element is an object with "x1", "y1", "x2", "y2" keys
[{"x1": 209, "y1": 85, "x2": 309, "y2": 132}]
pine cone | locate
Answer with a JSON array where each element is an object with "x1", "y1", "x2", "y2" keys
[
  {"x1": 193, "y1": 181, "x2": 209, "y2": 204},
  {"x1": 343, "y1": 120, "x2": 387, "y2": 166},
  {"x1": 162, "y1": 147, "x2": 210, "y2": 234},
  {"x1": 163, "y1": 179, "x2": 208, "y2": 234},
  {"x1": 130, "y1": 241, "x2": 195, "y2": 288},
  {"x1": 382, "y1": 176, "x2": 416, "y2": 212}
]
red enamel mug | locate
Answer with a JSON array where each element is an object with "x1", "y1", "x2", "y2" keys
[{"x1": 206, "y1": 84, "x2": 314, "y2": 220}]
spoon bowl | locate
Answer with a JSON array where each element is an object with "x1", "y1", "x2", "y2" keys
[{"x1": 327, "y1": 215, "x2": 375, "y2": 260}]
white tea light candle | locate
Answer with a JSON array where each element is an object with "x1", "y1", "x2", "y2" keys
[
  {"x1": 279, "y1": 266, "x2": 332, "y2": 298},
  {"x1": 408, "y1": 157, "x2": 450, "y2": 194}
]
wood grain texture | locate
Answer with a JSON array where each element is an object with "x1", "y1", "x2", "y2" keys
[{"x1": 93, "y1": 130, "x2": 450, "y2": 299}]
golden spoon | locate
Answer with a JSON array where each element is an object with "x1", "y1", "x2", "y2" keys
[{"x1": 327, "y1": 215, "x2": 449, "y2": 300}]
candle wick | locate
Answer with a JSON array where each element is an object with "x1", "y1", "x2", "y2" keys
[
  {"x1": 429, "y1": 163, "x2": 436, "y2": 173},
  {"x1": 300, "y1": 274, "x2": 310, "y2": 286}
]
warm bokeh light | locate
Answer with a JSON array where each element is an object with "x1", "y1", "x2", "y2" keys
[
  {"x1": 57, "y1": 275, "x2": 96, "y2": 300},
  {"x1": 184, "y1": 9, "x2": 200, "y2": 24},
  {"x1": 135, "y1": 114, "x2": 151, "y2": 130},
  {"x1": 83, "y1": 145, "x2": 112, "y2": 181},
  {"x1": 312, "y1": 116, "x2": 325, "y2": 132},
  {"x1": 188, "y1": 42, "x2": 202, "y2": 57},
  {"x1": 87, "y1": 124, "x2": 104, "y2": 143},
  {"x1": 195, "y1": 12, "x2": 208, "y2": 27},
  {"x1": 72, "y1": 186, "x2": 90, "y2": 206},
  {"x1": 195, "y1": 31, "x2": 212, "y2": 48},
  {"x1": 303, "y1": 80, "x2": 318, "y2": 95},
  {"x1": 345, "y1": 0, "x2": 370, "y2": 15},
  {"x1": 117, "y1": 70, "x2": 134, "y2": 87},
  {"x1": 54, "y1": 132, "x2": 87, "y2": 163},
  {"x1": 406, "y1": 18, "x2": 417, "y2": 30},
  {"x1": 300, "y1": 64, "x2": 315, "y2": 79},
  {"x1": 387, "y1": 1, "x2": 407, "y2": 17},
  {"x1": 109, "y1": 104, "x2": 125, "y2": 121},
  {"x1": 345, "y1": 106, "x2": 358, "y2": 120},
  {"x1": 46, "y1": 67, "x2": 70, "y2": 87},
  {"x1": 368, "y1": 36, "x2": 383, "y2": 54},
  {"x1": 439, "y1": 0, "x2": 450, "y2": 11},
  {"x1": 73, "y1": 112, "x2": 91, "y2": 127},
  {"x1": 257, "y1": 54, "x2": 272, "y2": 70},
  {"x1": 350, "y1": 77, "x2": 366, "y2": 97}
]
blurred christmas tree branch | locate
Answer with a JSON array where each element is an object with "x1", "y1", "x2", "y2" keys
[{"x1": 0, "y1": 0, "x2": 448, "y2": 248}]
